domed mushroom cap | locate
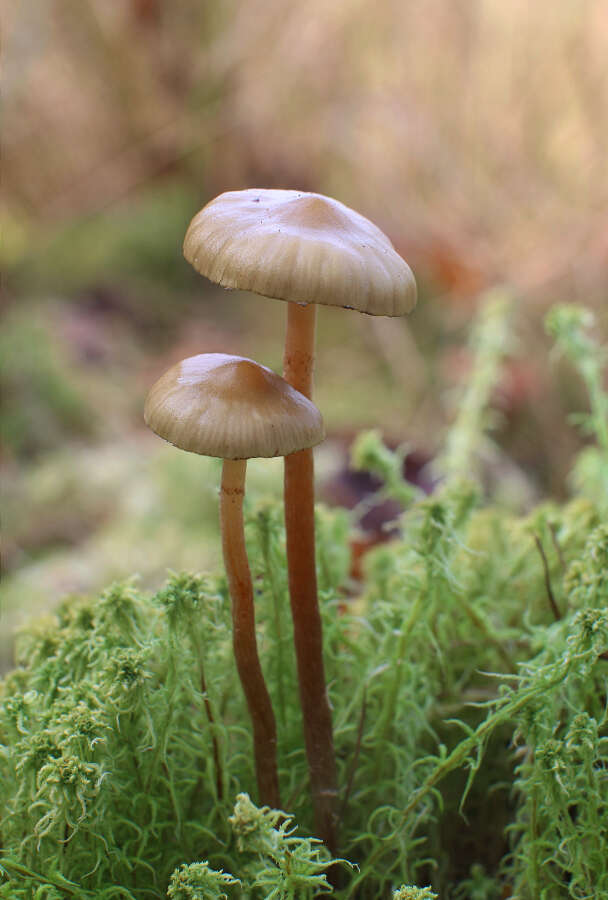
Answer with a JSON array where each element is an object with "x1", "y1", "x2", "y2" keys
[
  {"x1": 184, "y1": 189, "x2": 416, "y2": 316},
  {"x1": 144, "y1": 353, "x2": 325, "y2": 459}
]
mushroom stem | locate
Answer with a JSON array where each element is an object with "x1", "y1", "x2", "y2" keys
[
  {"x1": 283, "y1": 302, "x2": 339, "y2": 853},
  {"x1": 284, "y1": 301, "x2": 316, "y2": 397},
  {"x1": 220, "y1": 458, "x2": 281, "y2": 809}
]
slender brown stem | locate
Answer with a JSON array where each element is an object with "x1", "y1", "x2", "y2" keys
[
  {"x1": 185, "y1": 647, "x2": 224, "y2": 818},
  {"x1": 533, "y1": 534, "x2": 561, "y2": 622},
  {"x1": 220, "y1": 458, "x2": 280, "y2": 809},
  {"x1": 196, "y1": 646, "x2": 224, "y2": 801},
  {"x1": 283, "y1": 301, "x2": 339, "y2": 853},
  {"x1": 340, "y1": 688, "x2": 367, "y2": 821},
  {"x1": 284, "y1": 302, "x2": 317, "y2": 398}
]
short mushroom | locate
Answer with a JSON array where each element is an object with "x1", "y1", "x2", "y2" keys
[
  {"x1": 144, "y1": 352, "x2": 325, "y2": 810},
  {"x1": 184, "y1": 189, "x2": 416, "y2": 851}
]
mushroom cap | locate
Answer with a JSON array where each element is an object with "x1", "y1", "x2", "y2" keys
[
  {"x1": 144, "y1": 353, "x2": 325, "y2": 459},
  {"x1": 183, "y1": 189, "x2": 416, "y2": 316}
]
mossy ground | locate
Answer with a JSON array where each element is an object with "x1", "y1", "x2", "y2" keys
[{"x1": 1, "y1": 301, "x2": 607, "y2": 898}]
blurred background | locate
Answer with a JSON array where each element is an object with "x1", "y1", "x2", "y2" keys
[{"x1": 2, "y1": 0, "x2": 607, "y2": 665}]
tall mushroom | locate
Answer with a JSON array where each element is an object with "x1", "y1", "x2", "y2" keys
[
  {"x1": 144, "y1": 352, "x2": 325, "y2": 810},
  {"x1": 184, "y1": 190, "x2": 417, "y2": 850}
]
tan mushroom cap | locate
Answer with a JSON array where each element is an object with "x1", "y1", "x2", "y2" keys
[
  {"x1": 183, "y1": 189, "x2": 416, "y2": 316},
  {"x1": 144, "y1": 353, "x2": 325, "y2": 460}
]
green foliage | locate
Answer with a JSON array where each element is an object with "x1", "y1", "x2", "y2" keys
[
  {"x1": 12, "y1": 183, "x2": 197, "y2": 297},
  {"x1": 546, "y1": 304, "x2": 608, "y2": 511},
  {"x1": 438, "y1": 287, "x2": 514, "y2": 482},
  {"x1": 393, "y1": 888, "x2": 438, "y2": 900},
  {"x1": 167, "y1": 862, "x2": 239, "y2": 899},
  {"x1": 350, "y1": 429, "x2": 420, "y2": 507},
  {"x1": 1, "y1": 301, "x2": 607, "y2": 897},
  {"x1": 0, "y1": 310, "x2": 93, "y2": 458},
  {"x1": 1, "y1": 575, "x2": 236, "y2": 896},
  {"x1": 453, "y1": 865, "x2": 500, "y2": 900},
  {"x1": 228, "y1": 792, "x2": 341, "y2": 898}
]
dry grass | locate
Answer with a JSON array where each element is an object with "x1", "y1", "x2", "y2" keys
[{"x1": 3, "y1": 0, "x2": 607, "y2": 308}]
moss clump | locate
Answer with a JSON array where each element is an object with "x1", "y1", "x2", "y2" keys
[{"x1": 1, "y1": 302, "x2": 607, "y2": 897}]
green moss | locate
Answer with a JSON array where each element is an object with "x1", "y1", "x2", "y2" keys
[
  {"x1": 1, "y1": 302, "x2": 607, "y2": 897},
  {"x1": 0, "y1": 311, "x2": 93, "y2": 458},
  {"x1": 11, "y1": 182, "x2": 197, "y2": 297}
]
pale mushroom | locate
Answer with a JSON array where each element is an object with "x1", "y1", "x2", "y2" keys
[
  {"x1": 144, "y1": 352, "x2": 325, "y2": 810},
  {"x1": 184, "y1": 190, "x2": 416, "y2": 850}
]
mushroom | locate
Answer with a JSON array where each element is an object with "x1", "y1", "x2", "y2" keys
[
  {"x1": 144, "y1": 352, "x2": 325, "y2": 810},
  {"x1": 184, "y1": 190, "x2": 416, "y2": 850}
]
